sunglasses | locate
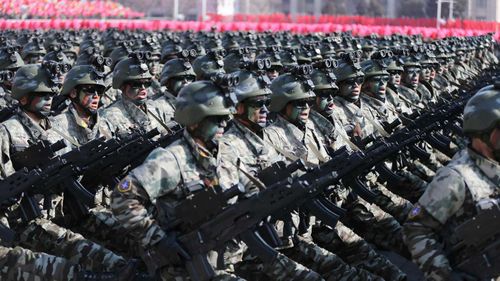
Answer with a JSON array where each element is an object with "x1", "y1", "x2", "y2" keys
[
  {"x1": 129, "y1": 80, "x2": 152, "y2": 89},
  {"x1": 246, "y1": 98, "x2": 271, "y2": 108},
  {"x1": 343, "y1": 76, "x2": 364, "y2": 86},
  {"x1": 207, "y1": 114, "x2": 232, "y2": 124},
  {"x1": 291, "y1": 98, "x2": 314, "y2": 108},
  {"x1": 421, "y1": 65, "x2": 434, "y2": 70},
  {"x1": 405, "y1": 68, "x2": 421, "y2": 75},
  {"x1": 78, "y1": 85, "x2": 103, "y2": 95},
  {"x1": 388, "y1": 70, "x2": 402, "y2": 76},
  {"x1": 370, "y1": 76, "x2": 390, "y2": 83},
  {"x1": 315, "y1": 90, "x2": 333, "y2": 99}
]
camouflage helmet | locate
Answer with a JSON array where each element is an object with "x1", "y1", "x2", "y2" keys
[
  {"x1": 361, "y1": 60, "x2": 389, "y2": 79},
  {"x1": 278, "y1": 50, "x2": 299, "y2": 68},
  {"x1": 112, "y1": 53, "x2": 154, "y2": 89},
  {"x1": 269, "y1": 72, "x2": 316, "y2": 112},
  {"x1": 462, "y1": 83, "x2": 500, "y2": 135},
  {"x1": 61, "y1": 65, "x2": 106, "y2": 96},
  {"x1": 234, "y1": 70, "x2": 272, "y2": 102},
  {"x1": 159, "y1": 58, "x2": 196, "y2": 86},
  {"x1": 310, "y1": 68, "x2": 338, "y2": 91},
  {"x1": 111, "y1": 49, "x2": 131, "y2": 70},
  {"x1": 160, "y1": 41, "x2": 183, "y2": 63},
  {"x1": 387, "y1": 59, "x2": 404, "y2": 72},
  {"x1": 192, "y1": 50, "x2": 226, "y2": 80},
  {"x1": 11, "y1": 64, "x2": 60, "y2": 100},
  {"x1": 175, "y1": 81, "x2": 236, "y2": 126},
  {"x1": 21, "y1": 40, "x2": 46, "y2": 59},
  {"x1": 43, "y1": 51, "x2": 72, "y2": 66},
  {"x1": 334, "y1": 61, "x2": 364, "y2": 83},
  {"x1": 0, "y1": 48, "x2": 24, "y2": 70},
  {"x1": 255, "y1": 53, "x2": 283, "y2": 71}
]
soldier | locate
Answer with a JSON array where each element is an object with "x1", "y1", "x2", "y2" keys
[
  {"x1": 263, "y1": 71, "x2": 388, "y2": 280},
  {"x1": 100, "y1": 52, "x2": 177, "y2": 138},
  {"x1": 21, "y1": 38, "x2": 46, "y2": 64},
  {"x1": 385, "y1": 57, "x2": 413, "y2": 115},
  {"x1": 111, "y1": 80, "x2": 251, "y2": 280},
  {"x1": 0, "y1": 63, "x2": 127, "y2": 273},
  {"x1": 0, "y1": 46, "x2": 24, "y2": 110},
  {"x1": 307, "y1": 63, "x2": 409, "y2": 281},
  {"x1": 159, "y1": 56, "x2": 196, "y2": 98},
  {"x1": 221, "y1": 70, "x2": 325, "y2": 281},
  {"x1": 403, "y1": 84, "x2": 500, "y2": 281},
  {"x1": 328, "y1": 56, "x2": 411, "y2": 256},
  {"x1": 51, "y1": 65, "x2": 112, "y2": 147}
]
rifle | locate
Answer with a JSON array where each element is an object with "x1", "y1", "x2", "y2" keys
[
  {"x1": 451, "y1": 199, "x2": 500, "y2": 279},
  {"x1": 79, "y1": 127, "x2": 182, "y2": 188},
  {"x1": 159, "y1": 129, "x2": 427, "y2": 281}
]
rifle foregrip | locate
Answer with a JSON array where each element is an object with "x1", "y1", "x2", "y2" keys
[{"x1": 240, "y1": 230, "x2": 278, "y2": 264}]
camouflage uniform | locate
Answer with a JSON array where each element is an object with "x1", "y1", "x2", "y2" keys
[
  {"x1": 0, "y1": 244, "x2": 78, "y2": 281},
  {"x1": 0, "y1": 109, "x2": 65, "y2": 179},
  {"x1": 404, "y1": 86, "x2": 500, "y2": 281},
  {"x1": 50, "y1": 103, "x2": 113, "y2": 147},
  {"x1": 100, "y1": 96, "x2": 176, "y2": 137},
  {"x1": 403, "y1": 148, "x2": 500, "y2": 281},
  {"x1": 111, "y1": 129, "x2": 247, "y2": 281},
  {"x1": 222, "y1": 120, "x2": 324, "y2": 281},
  {"x1": 331, "y1": 95, "x2": 376, "y2": 138},
  {"x1": 264, "y1": 115, "x2": 388, "y2": 280},
  {"x1": 360, "y1": 94, "x2": 414, "y2": 220}
]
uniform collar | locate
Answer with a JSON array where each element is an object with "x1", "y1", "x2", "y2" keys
[{"x1": 467, "y1": 148, "x2": 500, "y2": 186}]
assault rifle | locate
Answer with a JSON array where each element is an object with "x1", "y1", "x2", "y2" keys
[
  {"x1": 79, "y1": 127, "x2": 182, "y2": 188},
  {"x1": 158, "y1": 129, "x2": 428, "y2": 281},
  {"x1": 451, "y1": 199, "x2": 500, "y2": 279}
]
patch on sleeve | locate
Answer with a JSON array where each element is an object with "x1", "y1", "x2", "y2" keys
[
  {"x1": 117, "y1": 178, "x2": 132, "y2": 193},
  {"x1": 408, "y1": 205, "x2": 423, "y2": 219}
]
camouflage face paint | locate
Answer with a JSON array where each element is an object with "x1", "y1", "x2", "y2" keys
[{"x1": 195, "y1": 115, "x2": 230, "y2": 144}]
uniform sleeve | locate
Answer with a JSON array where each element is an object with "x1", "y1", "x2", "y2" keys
[
  {"x1": 0, "y1": 125, "x2": 15, "y2": 179},
  {"x1": 418, "y1": 166, "x2": 466, "y2": 224},
  {"x1": 403, "y1": 166, "x2": 466, "y2": 281},
  {"x1": 403, "y1": 204, "x2": 453, "y2": 281},
  {"x1": 110, "y1": 147, "x2": 182, "y2": 249},
  {"x1": 110, "y1": 175, "x2": 166, "y2": 249}
]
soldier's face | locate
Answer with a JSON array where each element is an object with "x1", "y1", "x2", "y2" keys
[
  {"x1": 26, "y1": 54, "x2": 44, "y2": 64},
  {"x1": 420, "y1": 65, "x2": 432, "y2": 82},
  {"x1": 365, "y1": 75, "x2": 388, "y2": 98},
  {"x1": 388, "y1": 70, "x2": 402, "y2": 86},
  {"x1": 403, "y1": 67, "x2": 420, "y2": 89},
  {"x1": 75, "y1": 85, "x2": 102, "y2": 113},
  {"x1": 124, "y1": 79, "x2": 151, "y2": 104},
  {"x1": 167, "y1": 76, "x2": 195, "y2": 96},
  {"x1": 285, "y1": 98, "x2": 313, "y2": 127},
  {"x1": 195, "y1": 115, "x2": 231, "y2": 143},
  {"x1": 338, "y1": 76, "x2": 363, "y2": 102},
  {"x1": 28, "y1": 92, "x2": 55, "y2": 116},
  {"x1": 266, "y1": 69, "x2": 280, "y2": 81},
  {"x1": 242, "y1": 96, "x2": 270, "y2": 127},
  {"x1": 315, "y1": 90, "x2": 335, "y2": 116}
]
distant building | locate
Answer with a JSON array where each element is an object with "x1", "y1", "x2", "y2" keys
[{"x1": 468, "y1": 0, "x2": 500, "y2": 21}]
